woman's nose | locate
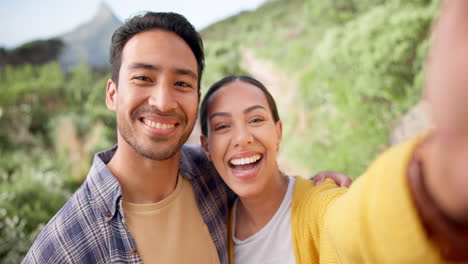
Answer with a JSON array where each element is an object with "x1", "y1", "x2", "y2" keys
[{"x1": 233, "y1": 125, "x2": 253, "y2": 148}]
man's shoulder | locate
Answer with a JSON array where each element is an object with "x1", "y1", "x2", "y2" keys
[
  {"x1": 180, "y1": 144, "x2": 217, "y2": 177},
  {"x1": 180, "y1": 144, "x2": 208, "y2": 164},
  {"x1": 180, "y1": 144, "x2": 236, "y2": 205},
  {"x1": 22, "y1": 182, "x2": 108, "y2": 263}
]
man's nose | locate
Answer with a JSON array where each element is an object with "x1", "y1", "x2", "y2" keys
[{"x1": 148, "y1": 85, "x2": 177, "y2": 113}]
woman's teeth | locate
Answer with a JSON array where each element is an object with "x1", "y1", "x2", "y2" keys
[
  {"x1": 230, "y1": 154, "x2": 262, "y2": 166},
  {"x1": 143, "y1": 119, "x2": 175, "y2": 129}
]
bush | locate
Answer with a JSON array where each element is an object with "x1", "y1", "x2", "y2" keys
[
  {"x1": 0, "y1": 62, "x2": 113, "y2": 262},
  {"x1": 0, "y1": 149, "x2": 71, "y2": 261}
]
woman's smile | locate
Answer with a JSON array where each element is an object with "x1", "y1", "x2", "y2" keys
[{"x1": 228, "y1": 152, "x2": 264, "y2": 180}]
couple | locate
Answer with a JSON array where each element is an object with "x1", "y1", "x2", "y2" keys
[
  {"x1": 25, "y1": 1, "x2": 468, "y2": 263},
  {"x1": 22, "y1": 11, "x2": 347, "y2": 264}
]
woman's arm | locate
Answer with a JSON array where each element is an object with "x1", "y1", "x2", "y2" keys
[{"x1": 320, "y1": 1, "x2": 468, "y2": 262}]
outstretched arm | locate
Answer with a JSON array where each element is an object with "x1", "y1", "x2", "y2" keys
[
  {"x1": 419, "y1": 0, "x2": 468, "y2": 227},
  {"x1": 412, "y1": 0, "x2": 468, "y2": 259},
  {"x1": 320, "y1": 1, "x2": 468, "y2": 262}
]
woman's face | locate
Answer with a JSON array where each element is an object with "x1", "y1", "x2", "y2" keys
[{"x1": 201, "y1": 80, "x2": 282, "y2": 198}]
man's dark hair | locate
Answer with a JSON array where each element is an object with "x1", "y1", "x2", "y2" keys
[
  {"x1": 200, "y1": 75, "x2": 281, "y2": 136},
  {"x1": 110, "y1": 12, "x2": 205, "y2": 90}
]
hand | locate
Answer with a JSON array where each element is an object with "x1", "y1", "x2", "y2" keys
[{"x1": 312, "y1": 170, "x2": 352, "y2": 188}]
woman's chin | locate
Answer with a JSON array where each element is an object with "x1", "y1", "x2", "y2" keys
[
  {"x1": 233, "y1": 185, "x2": 263, "y2": 199},
  {"x1": 230, "y1": 181, "x2": 260, "y2": 198}
]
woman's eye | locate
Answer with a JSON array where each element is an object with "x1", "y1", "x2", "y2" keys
[
  {"x1": 249, "y1": 117, "x2": 264, "y2": 123},
  {"x1": 214, "y1": 124, "x2": 229, "y2": 131}
]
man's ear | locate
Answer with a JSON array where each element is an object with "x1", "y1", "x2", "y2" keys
[
  {"x1": 106, "y1": 79, "x2": 117, "y2": 112},
  {"x1": 200, "y1": 135, "x2": 212, "y2": 161}
]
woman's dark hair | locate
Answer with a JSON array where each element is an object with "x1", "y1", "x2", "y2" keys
[
  {"x1": 200, "y1": 75, "x2": 280, "y2": 136},
  {"x1": 110, "y1": 12, "x2": 204, "y2": 90}
]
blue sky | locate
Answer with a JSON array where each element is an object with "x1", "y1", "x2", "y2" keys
[{"x1": 0, "y1": 0, "x2": 267, "y2": 48}]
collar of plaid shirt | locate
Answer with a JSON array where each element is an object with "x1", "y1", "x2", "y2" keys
[{"x1": 23, "y1": 144, "x2": 235, "y2": 264}]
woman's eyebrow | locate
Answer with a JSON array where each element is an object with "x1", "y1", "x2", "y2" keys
[
  {"x1": 209, "y1": 112, "x2": 231, "y2": 121},
  {"x1": 244, "y1": 105, "x2": 266, "y2": 114},
  {"x1": 209, "y1": 105, "x2": 266, "y2": 121}
]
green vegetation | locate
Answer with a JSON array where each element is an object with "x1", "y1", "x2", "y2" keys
[
  {"x1": 0, "y1": 62, "x2": 114, "y2": 262},
  {"x1": 201, "y1": 0, "x2": 439, "y2": 176},
  {"x1": 0, "y1": 0, "x2": 440, "y2": 262},
  {"x1": 0, "y1": 38, "x2": 64, "y2": 68}
]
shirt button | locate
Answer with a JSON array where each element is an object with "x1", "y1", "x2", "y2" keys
[
  {"x1": 130, "y1": 249, "x2": 138, "y2": 256},
  {"x1": 105, "y1": 212, "x2": 112, "y2": 217}
]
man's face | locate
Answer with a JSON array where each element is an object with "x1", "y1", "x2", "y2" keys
[{"x1": 106, "y1": 29, "x2": 199, "y2": 160}]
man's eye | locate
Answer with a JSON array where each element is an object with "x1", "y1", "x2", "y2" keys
[
  {"x1": 175, "y1": 81, "x2": 192, "y2": 88},
  {"x1": 132, "y1": 76, "x2": 152, "y2": 82}
]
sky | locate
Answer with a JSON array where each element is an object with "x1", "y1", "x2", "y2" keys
[{"x1": 0, "y1": 0, "x2": 267, "y2": 48}]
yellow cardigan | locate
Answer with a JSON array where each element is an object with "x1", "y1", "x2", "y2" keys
[{"x1": 230, "y1": 138, "x2": 452, "y2": 263}]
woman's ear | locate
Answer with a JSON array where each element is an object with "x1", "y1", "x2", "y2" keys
[
  {"x1": 106, "y1": 79, "x2": 117, "y2": 111},
  {"x1": 200, "y1": 135, "x2": 212, "y2": 161},
  {"x1": 275, "y1": 120, "x2": 283, "y2": 150}
]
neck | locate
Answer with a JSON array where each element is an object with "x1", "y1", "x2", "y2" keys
[
  {"x1": 235, "y1": 171, "x2": 289, "y2": 240},
  {"x1": 108, "y1": 141, "x2": 181, "y2": 204}
]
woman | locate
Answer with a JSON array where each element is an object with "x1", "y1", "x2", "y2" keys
[
  {"x1": 198, "y1": 71, "x2": 468, "y2": 263},
  {"x1": 199, "y1": 76, "x2": 346, "y2": 263}
]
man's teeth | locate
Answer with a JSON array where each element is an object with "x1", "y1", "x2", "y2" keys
[
  {"x1": 230, "y1": 154, "x2": 261, "y2": 166},
  {"x1": 143, "y1": 119, "x2": 175, "y2": 129}
]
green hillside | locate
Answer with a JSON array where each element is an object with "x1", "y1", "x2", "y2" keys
[
  {"x1": 0, "y1": 0, "x2": 441, "y2": 261},
  {"x1": 201, "y1": 0, "x2": 439, "y2": 177}
]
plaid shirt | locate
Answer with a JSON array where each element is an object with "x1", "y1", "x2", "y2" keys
[{"x1": 22, "y1": 144, "x2": 235, "y2": 264}]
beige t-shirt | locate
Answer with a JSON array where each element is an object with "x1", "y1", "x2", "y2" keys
[{"x1": 123, "y1": 174, "x2": 219, "y2": 264}]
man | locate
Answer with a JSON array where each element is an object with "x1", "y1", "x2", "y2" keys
[
  {"x1": 23, "y1": 12, "x2": 229, "y2": 264},
  {"x1": 23, "y1": 12, "x2": 349, "y2": 264}
]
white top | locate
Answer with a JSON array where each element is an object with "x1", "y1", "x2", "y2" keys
[{"x1": 232, "y1": 176, "x2": 296, "y2": 264}]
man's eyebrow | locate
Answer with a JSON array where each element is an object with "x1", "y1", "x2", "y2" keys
[
  {"x1": 174, "y1": 68, "x2": 198, "y2": 81},
  {"x1": 129, "y1": 62, "x2": 160, "y2": 71},
  {"x1": 128, "y1": 63, "x2": 198, "y2": 80}
]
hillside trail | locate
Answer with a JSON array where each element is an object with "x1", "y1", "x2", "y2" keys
[
  {"x1": 390, "y1": 101, "x2": 432, "y2": 145},
  {"x1": 235, "y1": 49, "x2": 432, "y2": 177},
  {"x1": 240, "y1": 48, "x2": 309, "y2": 177},
  {"x1": 184, "y1": 49, "x2": 304, "y2": 176}
]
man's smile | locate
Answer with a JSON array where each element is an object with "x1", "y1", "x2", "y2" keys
[{"x1": 140, "y1": 116, "x2": 180, "y2": 136}]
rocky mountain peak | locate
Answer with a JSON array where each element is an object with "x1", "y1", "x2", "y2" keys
[
  {"x1": 93, "y1": 2, "x2": 120, "y2": 25},
  {"x1": 58, "y1": 2, "x2": 122, "y2": 70}
]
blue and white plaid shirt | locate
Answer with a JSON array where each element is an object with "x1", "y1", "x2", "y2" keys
[{"x1": 22, "y1": 144, "x2": 235, "y2": 264}]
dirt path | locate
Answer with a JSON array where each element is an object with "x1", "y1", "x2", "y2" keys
[
  {"x1": 241, "y1": 48, "x2": 309, "y2": 176},
  {"x1": 240, "y1": 49, "x2": 295, "y2": 106},
  {"x1": 241, "y1": 48, "x2": 433, "y2": 177},
  {"x1": 185, "y1": 48, "x2": 289, "y2": 146},
  {"x1": 187, "y1": 48, "x2": 309, "y2": 176},
  {"x1": 390, "y1": 101, "x2": 432, "y2": 145}
]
